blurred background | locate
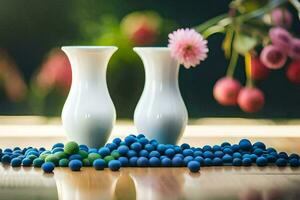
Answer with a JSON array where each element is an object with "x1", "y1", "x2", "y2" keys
[{"x1": 0, "y1": 0, "x2": 299, "y2": 119}]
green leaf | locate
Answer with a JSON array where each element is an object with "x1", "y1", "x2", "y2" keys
[
  {"x1": 233, "y1": 33, "x2": 257, "y2": 54},
  {"x1": 222, "y1": 28, "x2": 234, "y2": 59}
]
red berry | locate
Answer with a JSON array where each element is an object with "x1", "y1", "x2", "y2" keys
[
  {"x1": 286, "y1": 60, "x2": 300, "y2": 84},
  {"x1": 237, "y1": 87, "x2": 265, "y2": 113},
  {"x1": 251, "y1": 55, "x2": 270, "y2": 80},
  {"x1": 213, "y1": 77, "x2": 242, "y2": 106}
]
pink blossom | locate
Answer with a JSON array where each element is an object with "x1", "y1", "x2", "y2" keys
[
  {"x1": 269, "y1": 27, "x2": 292, "y2": 50},
  {"x1": 168, "y1": 28, "x2": 208, "y2": 68},
  {"x1": 260, "y1": 45, "x2": 287, "y2": 69},
  {"x1": 289, "y1": 38, "x2": 300, "y2": 60},
  {"x1": 271, "y1": 8, "x2": 293, "y2": 28}
]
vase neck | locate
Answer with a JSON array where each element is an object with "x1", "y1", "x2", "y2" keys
[
  {"x1": 134, "y1": 48, "x2": 180, "y2": 88},
  {"x1": 62, "y1": 46, "x2": 117, "y2": 82}
]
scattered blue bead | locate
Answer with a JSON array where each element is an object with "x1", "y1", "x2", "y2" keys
[
  {"x1": 289, "y1": 158, "x2": 300, "y2": 167},
  {"x1": 161, "y1": 158, "x2": 172, "y2": 167},
  {"x1": 193, "y1": 150, "x2": 202, "y2": 157},
  {"x1": 144, "y1": 144, "x2": 155, "y2": 152},
  {"x1": 118, "y1": 157, "x2": 129, "y2": 167},
  {"x1": 174, "y1": 153, "x2": 184, "y2": 159},
  {"x1": 221, "y1": 142, "x2": 231, "y2": 148},
  {"x1": 69, "y1": 159, "x2": 82, "y2": 171},
  {"x1": 233, "y1": 152, "x2": 242, "y2": 159},
  {"x1": 129, "y1": 157, "x2": 138, "y2": 167},
  {"x1": 165, "y1": 148, "x2": 176, "y2": 158},
  {"x1": 275, "y1": 158, "x2": 288, "y2": 167},
  {"x1": 42, "y1": 162, "x2": 55, "y2": 173},
  {"x1": 256, "y1": 156, "x2": 268, "y2": 167},
  {"x1": 139, "y1": 150, "x2": 149, "y2": 157},
  {"x1": 11, "y1": 158, "x2": 22, "y2": 167},
  {"x1": 231, "y1": 144, "x2": 240, "y2": 152},
  {"x1": 253, "y1": 142, "x2": 266, "y2": 150},
  {"x1": 79, "y1": 144, "x2": 89, "y2": 152},
  {"x1": 194, "y1": 156, "x2": 205, "y2": 165},
  {"x1": 232, "y1": 158, "x2": 242, "y2": 166},
  {"x1": 222, "y1": 154, "x2": 233, "y2": 163},
  {"x1": 223, "y1": 147, "x2": 233, "y2": 155},
  {"x1": 22, "y1": 158, "x2": 32, "y2": 166},
  {"x1": 52, "y1": 143, "x2": 64, "y2": 149},
  {"x1": 137, "y1": 157, "x2": 149, "y2": 167},
  {"x1": 182, "y1": 149, "x2": 193, "y2": 157},
  {"x1": 250, "y1": 154, "x2": 258, "y2": 162},
  {"x1": 149, "y1": 151, "x2": 160, "y2": 158},
  {"x1": 188, "y1": 161, "x2": 200, "y2": 172},
  {"x1": 150, "y1": 139, "x2": 158, "y2": 147},
  {"x1": 106, "y1": 143, "x2": 118, "y2": 151},
  {"x1": 69, "y1": 154, "x2": 83, "y2": 161},
  {"x1": 239, "y1": 139, "x2": 252, "y2": 151},
  {"x1": 180, "y1": 143, "x2": 190, "y2": 150},
  {"x1": 98, "y1": 147, "x2": 110, "y2": 157},
  {"x1": 203, "y1": 145, "x2": 212, "y2": 152},
  {"x1": 214, "y1": 151, "x2": 225, "y2": 158},
  {"x1": 156, "y1": 144, "x2": 166, "y2": 153},
  {"x1": 1, "y1": 155, "x2": 11, "y2": 163},
  {"x1": 212, "y1": 145, "x2": 221, "y2": 152},
  {"x1": 289, "y1": 153, "x2": 300, "y2": 160},
  {"x1": 212, "y1": 157, "x2": 223, "y2": 166},
  {"x1": 204, "y1": 158, "x2": 213, "y2": 166},
  {"x1": 117, "y1": 145, "x2": 129, "y2": 155},
  {"x1": 4, "y1": 148, "x2": 12, "y2": 153},
  {"x1": 112, "y1": 138, "x2": 122, "y2": 145},
  {"x1": 242, "y1": 158, "x2": 252, "y2": 166},
  {"x1": 183, "y1": 156, "x2": 194, "y2": 166},
  {"x1": 93, "y1": 159, "x2": 106, "y2": 170},
  {"x1": 139, "y1": 138, "x2": 149, "y2": 146},
  {"x1": 127, "y1": 150, "x2": 137, "y2": 158},
  {"x1": 137, "y1": 134, "x2": 145, "y2": 139},
  {"x1": 88, "y1": 148, "x2": 98, "y2": 154},
  {"x1": 125, "y1": 136, "x2": 136, "y2": 145},
  {"x1": 149, "y1": 157, "x2": 161, "y2": 167},
  {"x1": 172, "y1": 157, "x2": 184, "y2": 167},
  {"x1": 108, "y1": 160, "x2": 121, "y2": 171},
  {"x1": 174, "y1": 146, "x2": 182, "y2": 153},
  {"x1": 203, "y1": 151, "x2": 214, "y2": 159},
  {"x1": 51, "y1": 147, "x2": 64, "y2": 154},
  {"x1": 130, "y1": 142, "x2": 142, "y2": 152},
  {"x1": 267, "y1": 154, "x2": 277, "y2": 163}
]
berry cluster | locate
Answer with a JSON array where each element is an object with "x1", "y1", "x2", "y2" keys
[{"x1": 1, "y1": 135, "x2": 299, "y2": 173}]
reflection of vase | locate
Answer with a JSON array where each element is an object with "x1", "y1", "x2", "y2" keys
[
  {"x1": 54, "y1": 168, "x2": 119, "y2": 200},
  {"x1": 61, "y1": 46, "x2": 117, "y2": 148},
  {"x1": 133, "y1": 47, "x2": 188, "y2": 144},
  {"x1": 129, "y1": 168, "x2": 184, "y2": 200}
]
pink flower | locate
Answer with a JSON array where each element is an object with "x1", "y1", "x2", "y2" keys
[
  {"x1": 271, "y1": 8, "x2": 293, "y2": 28},
  {"x1": 260, "y1": 45, "x2": 287, "y2": 69},
  {"x1": 289, "y1": 38, "x2": 300, "y2": 60},
  {"x1": 269, "y1": 27, "x2": 292, "y2": 50},
  {"x1": 168, "y1": 28, "x2": 208, "y2": 68}
]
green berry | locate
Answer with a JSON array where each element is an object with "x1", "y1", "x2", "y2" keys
[
  {"x1": 111, "y1": 151, "x2": 120, "y2": 159},
  {"x1": 78, "y1": 150, "x2": 88, "y2": 159},
  {"x1": 28, "y1": 155, "x2": 37, "y2": 161},
  {"x1": 88, "y1": 153, "x2": 101, "y2": 164},
  {"x1": 59, "y1": 158, "x2": 69, "y2": 167},
  {"x1": 45, "y1": 154, "x2": 60, "y2": 166},
  {"x1": 54, "y1": 151, "x2": 68, "y2": 160},
  {"x1": 82, "y1": 158, "x2": 91, "y2": 166},
  {"x1": 33, "y1": 158, "x2": 44, "y2": 168},
  {"x1": 64, "y1": 141, "x2": 79, "y2": 155},
  {"x1": 39, "y1": 153, "x2": 50, "y2": 160},
  {"x1": 104, "y1": 155, "x2": 115, "y2": 164}
]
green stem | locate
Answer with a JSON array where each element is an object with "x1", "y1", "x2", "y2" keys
[
  {"x1": 195, "y1": 14, "x2": 228, "y2": 33},
  {"x1": 226, "y1": 49, "x2": 239, "y2": 77}
]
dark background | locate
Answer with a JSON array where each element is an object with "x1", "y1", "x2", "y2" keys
[{"x1": 0, "y1": 0, "x2": 299, "y2": 118}]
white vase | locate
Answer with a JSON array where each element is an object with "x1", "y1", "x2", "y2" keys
[
  {"x1": 133, "y1": 47, "x2": 188, "y2": 144},
  {"x1": 61, "y1": 46, "x2": 117, "y2": 148}
]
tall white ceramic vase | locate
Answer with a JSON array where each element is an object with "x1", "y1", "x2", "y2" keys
[
  {"x1": 133, "y1": 47, "x2": 188, "y2": 144},
  {"x1": 61, "y1": 46, "x2": 117, "y2": 148}
]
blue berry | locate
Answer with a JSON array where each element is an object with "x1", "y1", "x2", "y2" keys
[
  {"x1": 42, "y1": 162, "x2": 55, "y2": 173},
  {"x1": 204, "y1": 158, "x2": 213, "y2": 166},
  {"x1": 203, "y1": 151, "x2": 214, "y2": 159},
  {"x1": 253, "y1": 148, "x2": 264, "y2": 156},
  {"x1": 253, "y1": 142, "x2": 266, "y2": 150},
  {"x1": 69, "y1": 154, "x2": 83, "y2": 161},
  {"x1": 22, "y1": 158, "x2": 32, "y2": 166},
  {"x1": 106, "y1": 143, "x2": 118, "y2": 151},
  {"x1": 139, "y1": 138, "x2": 149, "y2": 146},
  {"x1": 93, "y1": 158, "x2": 106, "y2": 170},
  {"x1": 4, "y1": 148, "x2": 12, "y2": 153},
  {"x1": 212, "y1": 157, "x2": 223, "y2": 166},
  {"x1": 202, "y1": 145, "x2": 212, "y2": 152},
  {"x1": 11, "y1": 158, "x2": 22, "y2": 167},
  {"x1": 88, "y1": 148, "x2": 98, "y2": 154},
  {"x1": 33, "y1": 158, "x2": 44, "y2": 167},
  {"x1": 242, "y1": 158, "x2": 252, "y2": 166},
  {"x1": 174, "y1": 146, "x2": 182, "y2": 153},
  {"x1": 69, "y1": 160, "x2": 82, "y2": 171},
  {"x1": 51, "y1": 147, "x2": 64, "y2": 154},
  {"x1": 156, "y1": 144, "x2": 166, "y2": 153},
  {"x1": 289, "y1": 153, "x2": 300, "y2": 160},
  {"x1": 256, "y1": 156, "x2": 268, "y2": 167},
  {"x1": 149, "y1": 151, "x2": 160, "y2": 158},
  {"x1": 150, "y1": 139, "x2": 158, "y2": 147},
  {"x1": 188, "y1": 161, "x2": 200, "y2": 172},
  {"x1": 139, "y1": 150, "x2": 149, "y2": 157},
  {"x1": 278, "y1": 152, "x2": 289, "y2": 159},
  {"x1": 233, "y1": 152, "x2": 242, "y2": 159},
  {"x1": 130, "y1": 142, "x2": 142, "y2": 152},
  {"x1": 118, "y1": 157, "x2": 129, "y2": 167},
  {"x1": 149, "y1": 157, "x2": 161, "y2": 167},
  {"x1": 267, "y1": 147, "x2": 277, "y2": 153},
  {"x1": 212, "y1": 145, "x2": 221, "y2": 152},
  {"x1": 267, "y1": 154, "x2": 277, "y2": 163},
  {"x1": 182, "y1": 149, "x2": 193, "y2": 157},
  {"x1": 125, "y1": 136, "x2": 136, "y2": 145},
  {"x1": 239, "y1": 139, "x2": 252, "y2": 151},
  {"x1": 129, "y1": 157, "x2": 138, "y2": 167},
  {"x1": 221, "y1": 142, "x2": 231, "y2": 148},
  {"x1": 108, "y1": 160, "x2": 121, "y2": 171},
  {"x1": 174, "y1": 153, "x2": 184, "y2": 159},
  {"x1": 193, "y1": 151, "x2": 202, "y2": 157},
  {"x1": 117, "y1": 145, "x2": 129, "y2": 155},
  {"x1": 231, "y1": 144, "x2": 240, "y2": 152},
  {"x1": 180, "y1": 143, "x2": 190, "y2": 150},
  {"x1": 127, "y1": 150, "x2": 137, "y2": 158},
  {"x1": 232, "y1": 158, "x2": 242, "y2": 166},
  {"x1": 52, "y1": 143, "x2": 64, "y2": 149},
  {"x1": 165, "y1": 148, "x2": 176, "y2": 158},
  {"x1": 161, "y1": 158, "x2": 172, "y2": 167},
  {"x1": 194, "y1": 156, "x2": 204, "y2": 165},
  {"x1": 289, "y1": 158, "x2": 300, "y2": 167},
  {"x1": 112, "y1": 138, "x2": 122, "y2": 145},
  {"x1": 275, "y1": 158, "x2": 288, "y2": 167},
  {"x1": 144, "y1": 144, "x2": 154, "y2": 152},
  {"x1": 98, "y1": 147, "x2": 110, "y2": 157},
  {"x1": 214, "y1": 151, "x2": 224, "y2": 158},
  {"x1": 172, "y1": 157, "x2": 184, "y2": 167},
  {"x1": 250, "y1": 154, "x2": 258, "y2": 162},
  {"x1": 137, "y1": 133, "x2": 145, "y2": 139},
  {"x1": 137, "y1": 157, "x2": 149, "y2": 167},
  {"x1": 1, "y1": 155, "x2": 11, "y2": 163},
  {"x1": 183, "y1": 156, "x2": 194, "y2": 166},
  {"x1": 223, "y1": 148, "x2": 233, "y2": 155},
  {"x1": 222, "y1": 154, "x2": 233, "y2": 163},
  {"x1": 79, "y1": 144, "x2": 89, "y2": 152}
]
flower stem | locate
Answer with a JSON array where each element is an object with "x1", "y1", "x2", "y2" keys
[
  {"x1": 245, "y1": 52, "x2": 254, "y2": 88},
  {"x1": 226, "y1": 49, "x2": 239, "y2": 77}
]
